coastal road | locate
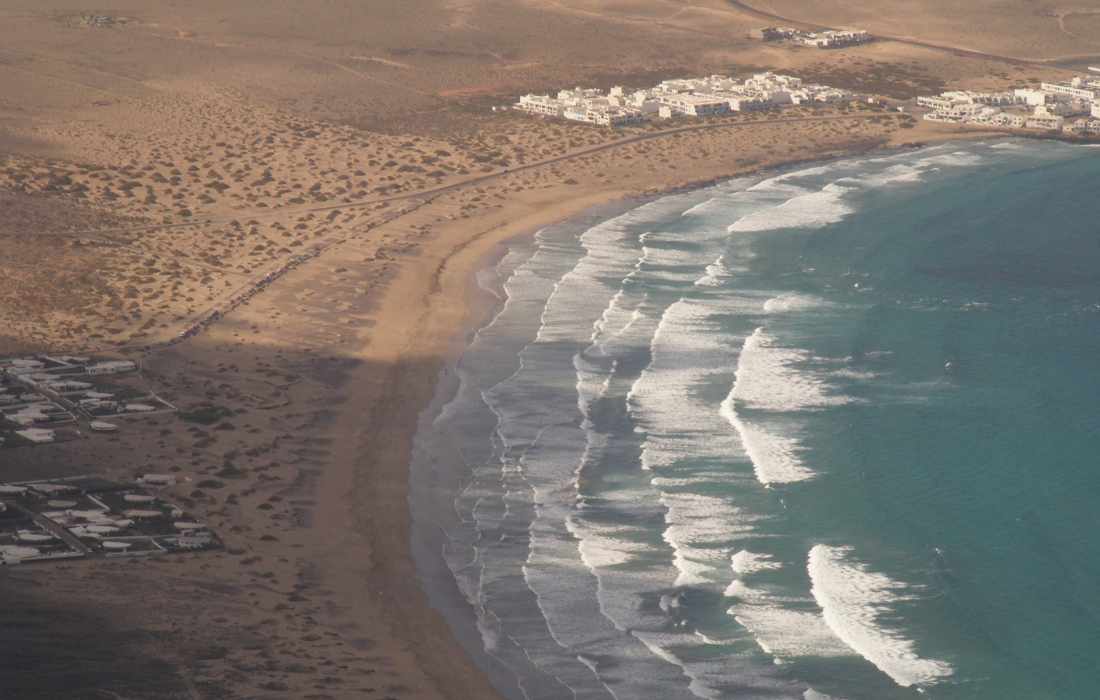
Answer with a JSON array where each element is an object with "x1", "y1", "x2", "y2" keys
[
  {"x1": 57, "y1": 110, "x2": 899, "y2": 240},
  {"x1": 68, "y1": 110, "x2": 902, "y2": 352}
]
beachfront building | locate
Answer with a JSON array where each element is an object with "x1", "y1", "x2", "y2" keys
[
  {"x1": 659, "y1": 93, "x2": 731, "y2": 117},
  {"x1": 1092, "y1": 100, "x2": 1100, "y2": 119},
  {"x1": 919, "y1": 76, "x2": 1100, "y2": 134},
  {"x1": 515, "y1": 94, "x2": 565, "y2": 118},
  {"x1": 512, "y1": 73, "x2": 851, "y2": 127},
  {"x1": 1040, "y1": 77, "x2": 1100, "y2": 101},
  {"x1": 1026, "y1": 113, "x2": 1065, "y2": 131},
  {"x1": 1014, "y1": 88, "x2": 1052, "y2": 107},
  {"x1": 1064, "y1": 118, "x2": 1100, "y2": 136},
  {"x1": 989, "y1": 113, "x2": 1027, "y2": 129},
  {"x1": 916, "y1": 95, "x2": 956, "y2": 111},
  {"x1": 516, "y1": 91, "x2": 646, "y2": 126},
  {"x1": 939, "y1": 91, "x2": 1021, "y2": 106}
]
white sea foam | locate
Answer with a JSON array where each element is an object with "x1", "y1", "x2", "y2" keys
[
  {"x1": 729, "y1": 183, "x2": 855, "y2": 233},
  {"x1": 808, "y1": 545, "x2": 953, "y2": 688},
  {"x1": 722, "y1": 147, "x2": 991, "y2": 237},
  {"x1": 721, "y1": 409, "x2": 814, "y2": 485},
  {"x1": 846, "y1": 162, "x2": 924, "y2": 187},
  {"x1": 879, "y1": 162, "x2": 926, "y2": 183},
  {"x1": 721, "y1": 325, "x2": 860, "y2": 486},
  {"x1": 726, "y1": 581, "x2": 850, "y2": 659},
  {"x1": 694, "y1": 256, "x2": 733, "y2": 287},
  {"x1": 574, "y1": 523, "x2": 652, "y2": 570},
  {"x1": 915, "y1": 150, "x2": 983, "y2": 169},
  {"x1": 661, "y1": 490, "x2": 758, "y2": 587},
  {"x1": 731, "y1": 549, "x2": 783, "y2": 576},
  {"x1": 757, "y1": 166, "x2": 837, "y2": 187},
  {"x1": 731, "y1": 328, "x2": 849, "y2": 412},
  {"x1": 537, "y1": 220, "x2": 643, "y2": 344},
  {"x1": 628, "y1": 299, "x2": 746, "y2": 469},
  {"x1": 681, "y1": 197, "x2": 720, "y2": 217},
  {"x1": 439, "y1": 143, "x2": 1014, "y2": 700},
  {"x1": 763, "y1": 293, "x2": 828, "y2": 314}
]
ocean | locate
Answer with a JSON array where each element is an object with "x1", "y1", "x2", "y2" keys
[{"x1": 410, "y1": 139, "x2": 1100, "y2": 700}]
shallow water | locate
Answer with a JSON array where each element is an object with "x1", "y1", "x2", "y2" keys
[{"x1": 411, "y1": 139, "x2": 1100, "y2": 700}]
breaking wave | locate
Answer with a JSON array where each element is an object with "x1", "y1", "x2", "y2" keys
[{"x1": 808, "y1": 545, "x2": 953, "y2": 688}]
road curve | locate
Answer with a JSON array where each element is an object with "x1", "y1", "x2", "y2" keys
[{"x1": 63, "y1": 111, "x2": 897, "y2": 239}]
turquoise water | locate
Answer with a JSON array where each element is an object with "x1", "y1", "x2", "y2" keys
[{"x1": 411, "y1": 140, "x2": 1100, "y2": 700}]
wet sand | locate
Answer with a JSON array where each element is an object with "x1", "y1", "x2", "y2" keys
[{"x1": 0, "y1": 119, "x2": 985, "y2": 700}]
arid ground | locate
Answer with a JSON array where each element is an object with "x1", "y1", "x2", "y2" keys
[{"x1": 0, "y1": 2, "x2": 1088, "y2": 698}]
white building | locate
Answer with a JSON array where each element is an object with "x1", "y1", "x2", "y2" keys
[
  {"x1": 917, "y1": 95, "x2": 955, "y2": 110},
  {"x1": 512, "y1": 73, "x2": 848, "y2": 127},
  {"x1": 1013, "y1": 89, "x2": 1050, "y2": 107},
  {"x1": 1063, "y1": 118, "x2": 1100, "y2": 136},
  {"x1": 85, "y1": 360, "x2": 137, "y2": 376},
  {"x1": 920, "y1": 79, "x2": 1100, "y2": 136},
  {"x1": 515, "y1": 94, "x2": 564, "y2": 118},
  {"x1": 727, "y1": 96, "x2": 770, "y2": 111},
  {"x1": 1026, "y1": 113, "x2": 1065, "y2": 131},
  {"x1": 751, "y1": 26, "x2": 801, "y2": 41},
  {"x1": 1093, "y1": 100, "x2": 1100, "y2": 119},
  {"x1": 46, "y1": 379, "x2": 93, "y2": 392},
  {"x1": 801, "y1": 29, "x2": 872, "y2": 48},
  {"x1": 1043, "y1": 99, "x2": 1089, "y2": 117},
  {"x1": 657, "y1": 93, "x2": 731, "y2": 117},
  {"x1": 1040, "y1": 80, "x2": 1098, "y2": 101},
  {"x1": 989, "y1": 112, "x2": 1027, "y2": 129},
  {"x1": 15, "y1": 428, "x2": 55, "y2": 444},
  {"x1": 593, "y1": 108, "x2": 645, "y2": 126},
  {"x1": 939, "y1": 91, "x2": 1020, "y2": 106}
]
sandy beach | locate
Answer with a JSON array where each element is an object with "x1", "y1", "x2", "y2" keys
[
  {"x1": 291, "y1": 122, "x2": 992, "y2": 700},
  {"x1": 0, "y1": 117, "x2": 998, "y2": 700},
  {"x1": 2, "y1": 1, "x2": 1090, "y2": 696}
]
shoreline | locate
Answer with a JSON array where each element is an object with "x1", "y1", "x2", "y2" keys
[
  {"x1": 0, "y1": 120, "x2": 1006, "y2": 699},
  {"x1": 380, "y1": 131, "x2": 1013, "y2": 699},
  {"x1": 5, "y1": 3, "x2": 1100, "y2": 694},
  {"x1": 315, "y1": 186, "x2": 647, "y2": 700},
  {"x1": 406, "y1": 195, "x2": 653, "y2": 700}
]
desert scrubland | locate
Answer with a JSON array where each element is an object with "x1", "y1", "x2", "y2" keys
[{"x1": 0, "y1": 1, "x2": 1082, "y2": 698}]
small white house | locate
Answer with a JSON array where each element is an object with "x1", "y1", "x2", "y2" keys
[{"x1": 85, "y1": 360, "x2": 137, "y2": 376}]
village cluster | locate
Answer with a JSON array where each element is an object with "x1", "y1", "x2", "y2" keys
[
  {"x1": 513, "y1": 72, "x2": 853, "y2": 126},
  {"x1": 749, "y1": 26, "x2": 873, "y2": 49},
  {"x1": 918, "y1": 75, "x2": 1100, "y2": 136},
  {"x1": 0, "y1": 475, "x2": 219, "y2": 565},
  {"x1": 0, "y1": 355, "x2": 174, "y2": 446}
]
